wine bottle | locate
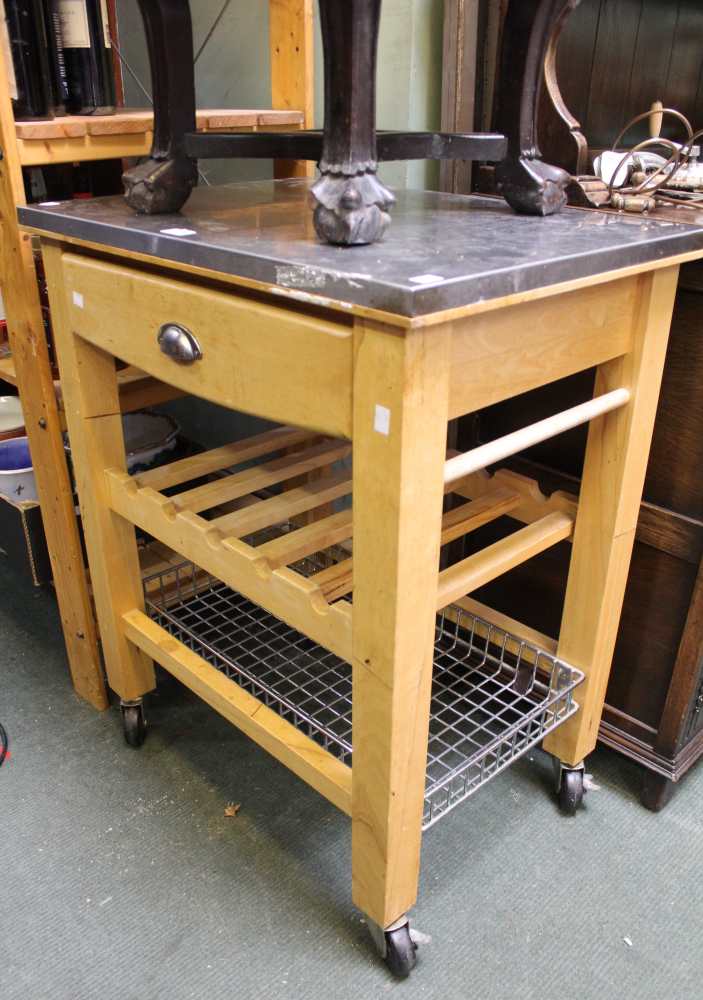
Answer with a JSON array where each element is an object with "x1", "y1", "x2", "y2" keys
[
  {"x1": 1, "y1": 0, "x2": 53, "y2": 120},
  {"x1": 59, "y1": 0, "x2": 115, "y2": 115},
  {"x1": 42, "y1": 0, "x2": 68, "y2": 115}
]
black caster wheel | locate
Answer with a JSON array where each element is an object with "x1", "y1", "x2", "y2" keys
[
  {"x1": 121, "y1": 702, "x2": 146, "y2": 748},
  {"x1": 557, "y1": 767, "x2": 584, "y2": 816},
  {"x1": 370, "y1": 920, "x2": 417, "y2": 979}
]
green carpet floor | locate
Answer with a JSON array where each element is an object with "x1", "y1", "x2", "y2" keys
[{"x1": 1, "y1": 560, "x2": 701, "y2": 1000}]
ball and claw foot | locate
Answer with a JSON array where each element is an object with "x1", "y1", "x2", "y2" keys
[
  {"x1": 496, "y1": 156, "x2": 570, "y2": 217},
  {"x1": 121, "y1": 699, "x2": 147, "y2": 748},
  {"x1": 123, "y1": 157, "x2": 198, "y2": 215},
  {"x1": 554, "y1": 759, "x2": 586, "y2": 816},
  {"x1": 369, "y1": 916, "x2": 419, "y2": 978},
  {"x1": 311, "y1": 170, "x2": 395, "y2": 246}
]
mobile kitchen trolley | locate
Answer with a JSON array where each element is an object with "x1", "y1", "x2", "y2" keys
[{"x1": 21, "y1": 182, "x2": 703, "y2": 976}]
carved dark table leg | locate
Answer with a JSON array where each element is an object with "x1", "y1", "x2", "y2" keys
[
  {"x1": 312, "y1": 0, "x2": 395, "y2": 246},
  {"x1": 123, "y1": 0, "x2": 198, "y2": 215},
  {"x1": 495, "y1": 0, "x2": 579, "y2": 216}
]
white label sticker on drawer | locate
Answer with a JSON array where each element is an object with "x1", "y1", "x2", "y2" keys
[
  {"x1": 72, "y1": 291, "x2": 84, "y2": 309},
  {"x1": 374, "y1": 404, "x2": 391, "y2": 436}
]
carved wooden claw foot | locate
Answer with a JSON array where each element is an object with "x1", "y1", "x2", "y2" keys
[
  {"x1": 311, "y1": 168, "x2": 395, "y2": 246},
  {"x1": 123, "y1": 157, "x2": 198, "y2": 216},
  {"x1": 496, "y1": 156, "x2": 570, "y2": 217}
]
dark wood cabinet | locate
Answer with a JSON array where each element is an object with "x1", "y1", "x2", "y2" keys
[
  {"x1": 447, "y1": 0, "x2": 703, "y2": 807},
  {"x1": 457, "y1": 264, "x2": 703, "y2": 807}
]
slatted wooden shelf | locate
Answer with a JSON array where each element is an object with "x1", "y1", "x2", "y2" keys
[
  {"x1": 1, "y1": 354, "x2": 181, "y2": 417},
  {"x1": 16, "y1": 108, "x2": 305, "y2": 166},
  {"x1": 105, "y1": 425, "x2": 577, "y2": 665}
]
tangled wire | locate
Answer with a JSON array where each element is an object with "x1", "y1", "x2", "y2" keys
[{"x1": 607, "y1": 108, "x2": 703, "y2": 210}]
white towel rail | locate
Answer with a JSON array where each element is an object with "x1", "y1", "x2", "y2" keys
[{"x1": 444, "y1": 387, "x2": 631, "y2": 486}]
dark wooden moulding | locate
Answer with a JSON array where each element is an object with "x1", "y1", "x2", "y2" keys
[
  {"x1": 123, "y1": 0, "x2": 579, "y2": 245},
  {"x1": 463, "y1": 0, "x2": 703, "y2": 811}
]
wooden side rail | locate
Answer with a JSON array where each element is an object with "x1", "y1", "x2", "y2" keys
[
  {"x1": 436, "y1": 512, "x2": 574, "y2": 609},
  {"x1": 444, "y1": 388, "x2": 631, "y2": 485},
  {"x1": 108, "y1": 429, "x2": 583, "y2": 668},
  {"x1": 123, "y1": 609, "x2": 352, "y2": 815}
]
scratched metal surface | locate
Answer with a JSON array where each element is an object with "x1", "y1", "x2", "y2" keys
[{"x1": 19, "y1": 179, "x2": 703, "y2": 317}]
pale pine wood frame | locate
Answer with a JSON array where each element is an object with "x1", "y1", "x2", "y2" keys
[
  {"x1": 0, "y1": 38, "x2": 107, "y2": 708},
  {"x1": 0, "y1": 4, "x2": 313, "y2": 708},
  {"x1": 39, "y1": 222, "x2": 680, "y2": 932}
]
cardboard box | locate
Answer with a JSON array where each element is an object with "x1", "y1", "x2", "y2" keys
[{"x1": 0, "y1": 493, "x2": 51, "y2": 586}]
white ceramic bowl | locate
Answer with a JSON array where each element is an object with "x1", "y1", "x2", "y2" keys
[{"x1": 0, "y1": 436, "x2": 37, "y2": 502}]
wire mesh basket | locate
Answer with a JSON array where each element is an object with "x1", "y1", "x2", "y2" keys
[{"x1": 142, "y1": 560, "x2": 583, "y2": 829}]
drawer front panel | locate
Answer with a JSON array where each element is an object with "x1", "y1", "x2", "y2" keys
[{"x1": 61, "y1": 253, "x2": 353, "y2": 438}]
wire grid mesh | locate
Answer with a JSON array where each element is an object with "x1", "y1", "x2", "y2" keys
[{"x1": 142, "y1": 560, "x2": 583, "y2": 829}]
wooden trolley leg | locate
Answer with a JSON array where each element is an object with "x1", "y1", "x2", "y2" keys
[
  {"x1": 42, "y1": 243, "x2": 155, "y2": 702},
  {"x1": 544, "y1": 266, "x2": 680, "y2": 767},
  {"x1": 351, "y1": 319, "x2": 450, "y2": 929}
]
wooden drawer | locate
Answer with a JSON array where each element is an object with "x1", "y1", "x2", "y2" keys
[{"x1": 60, "y1": 252, "x2": 354, "y2": 438}]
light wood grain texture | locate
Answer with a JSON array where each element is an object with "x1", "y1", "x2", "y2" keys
[
  {"x1": 43, "y1": 244, "x2": 154, "y2": 700},
  {"x1": 351, "y1": 318, "x2": 451, "y2": 928},
  {"x1": 16, "y1": 108, "x2": 305, "y2": 166},
  {"x1": 449, "y1": 277, "x2": 636, "y2": 416},
  {"x1": 440, "y1": 0, "x2": 479, "y2": 194},
  {"x1": 124, "y1": 609, "x2": 352, "y2": 814},
  {"x1": 0, "y1": 44, "x2": 107, "y2": 708},
  {"x1": 105, "y1": 468, "x2": 353, "y2": 663},
  {"x1": 450, "y1": 466, "x2": 579, "y2": 528},
  {"x1": 212, "y1": 469, "x2": 352, "y2": 537},
  {"x1": 309, "y1": 486, "x2": 522, "y2": 604},
  {"x1": 62, "y1": 253, "x2": 353, "y2": 438},
  {"x1": 269, "y1": 0, "x2": 314, "y2": 178},
  {"x1": 436, "y1": 512, "x2": 574, "y2": 610},
  {"x1": 136, "y1": 426, "x2": 315, "y2": 492},
  {"x1": 544, "y1": 266, "x2": 681, "y2": 765},
  {"x1": 0, "y1": 356, "x2": 18, "y2": 385},
  {"x1": 255, "y1": 509, "x2": 353, "y2": 569},
  {"x1": 114, "y1": 366, "x2": 183, "y2": 413},
  {"x1": 171, "y1": 439, "x2": 350, "y2": 514}
]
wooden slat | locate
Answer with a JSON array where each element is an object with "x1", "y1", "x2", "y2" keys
[
  {"x1": 173, "y1": 440, "x2": 350, "y2": 515},
  {"x1": 256, "y1": 509, "x2": 353, "y2": 569},
  {"x1": 115, "y1": 366, "x2": 183, "y2": 413},
  {"x1": 270, "y1": 0, "x2": 314, "y2": 178},
  {"x1": 123, "y1": 609, "x2": 352, "y2": 815},
  {"x1": 311, "y1": 487, "x2": 523, "y2": 604},
  {"x1": 14, "y1": 108, "x2": 304, "y2": 141},
  {"x1": 436, "y1": 512, "x2": 575, "y2": 610},
  {"x1": 106, "y1": 466, "x2": 353, "y2": 662},
  {"x1": 0, "y1": 355, "x2": 17, "y2": 386},
  {"x1": 16, "y1": 108, "x2": 305, "y2": 166},
  {"x1": 136, "y1": 426, "x2": 315, "y2": 492},
  {"x1": 212, "y1": 469, "x2": 352, "y2": 537}
]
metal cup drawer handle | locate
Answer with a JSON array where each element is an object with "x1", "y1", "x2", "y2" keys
[{"x1": 157, "y1": 323, "x2": 203, "y2": 364}]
